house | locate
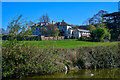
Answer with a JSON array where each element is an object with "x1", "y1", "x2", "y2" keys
[
  {"x1": 68, "y1": 28, "x2": 90, "y2": 38},
  {"x1": 31, "y1": 22, "x2": 51, "y2": 35},
  {"x1": 56, "y1": 20, "x2": 72, "y2": 36},
  {"x1": 31, "y1": 20, "x2": 90, "y2": 39}
]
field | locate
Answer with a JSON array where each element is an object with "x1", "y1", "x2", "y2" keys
[
  {"x1": 17, "y1": 39, "x2": 120, "y2": 49},
  {"x1": 2, "y1": 39, "x2": 120, "y2": 49}
]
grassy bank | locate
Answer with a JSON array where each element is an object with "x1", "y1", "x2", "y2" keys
[
  {"x1": 22, "y1": 39, "x2": 120, "y2": 49},
  {"x1": 2, "y1": 41, "x2": 120, "y2": 79},
  {"x1": 2, "y1": 39, "x2": 120, "y2": 49}
]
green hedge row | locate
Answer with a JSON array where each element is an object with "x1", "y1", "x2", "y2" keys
[
  {"x1": 74, "y1": 44, "x2": 120, "y2": 69},
  {"x1": 2, "y1": 45, "x2": 65, "y2": 79},
  {"x1": 2, "y1": 35, "x2": 41, "y2": 41}
]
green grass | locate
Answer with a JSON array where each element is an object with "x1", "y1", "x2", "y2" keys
[
  {"x1": 0, "y1": 35, "x2": 1, "y2": 45},
  {"x1": 2, "y1": 39, "x2": 120, "y2": 49},
  {"x1": 16, "y1": 39, "x2": 120, "y2": 49}
]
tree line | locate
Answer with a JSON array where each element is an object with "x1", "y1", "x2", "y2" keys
[
  {"x1": 84, "y1": 10, "x2": 120, "y2": 42},
  {"x1": 5, "y1": 10, "x2": 120, "y2": 42}
]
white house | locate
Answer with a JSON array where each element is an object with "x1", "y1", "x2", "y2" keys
[
  {"x1": 67, "y1": 28, "x2": 90, "y2": 38},
  {"x1": 57, "y1": 20, "x2": 72, "y2": 36},
  {"x1": 31, "y1": 20, "x2": 90, "y2": 39}
]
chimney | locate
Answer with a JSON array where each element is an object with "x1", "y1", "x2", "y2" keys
[
  {"x1": 52, "y1": 21, "x2": 55, "y2": 24},
  {"x1": 62, "y1": 20, "x2": 64, "y2": 22}
]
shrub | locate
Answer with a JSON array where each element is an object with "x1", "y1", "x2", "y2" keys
[
  {"x1": 2, "y1": 40, "x2": 120, "y2": 79},
  {"x1": 2, "y1": 44, "x2": 65, "y2": 79},
  {"x1": 64, "y1": 36, "x2": 68, "y2": 39},
  {"x1": 90, "y1": 27, "x2": 111, "y2": 42},
  {"x1": 71, "y1": 35, "x2": 76, "y2": 39},
  {"x1": 2, "y1": 45, "x2": 42, "y2": 78},
  {"x1": 73, "y1": 57, "x2": 85, "y2": 69},
  {"x1": 2, "y1": 35, "x2": 41, "y2": 41},
  {"x1": 75, "y1": 44, "x2": 120, "y2": 69}
]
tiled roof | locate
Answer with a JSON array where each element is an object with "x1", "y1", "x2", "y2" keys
[
  {"x1": 34, "y1": 21, "x2": 71, "y2": 27},
  {"x1": 59, "y1": 22, "x2": 71, "y2": 26}
]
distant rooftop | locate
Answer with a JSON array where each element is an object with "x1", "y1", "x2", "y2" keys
[{"x1": 34, "y1": 20, "x2": 71, "y2": 27}]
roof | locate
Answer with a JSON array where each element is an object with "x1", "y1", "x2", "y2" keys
[
  {"x1": 69, "y1": 28, "x2": 89, "y2": 32},
  {"x1": 56, "y1": 20, "x2": 71, "y2": 26},
  {"x1": 59, "y1": 22, "x2": 71, "y2": 26},
  {"x1": 45, "y1": 24, "x2": 57, "y2": 26},
  {"x1": 34, "y1": 20, "x2": 71, "y2": 27},
  {"x1": 77, "y1": 29, "x2": 89, "y2": 32}
]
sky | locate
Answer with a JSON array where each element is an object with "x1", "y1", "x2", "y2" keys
[
  {"x1": 1, "y1": 2, "x2": 119, "y2": 30},
  {"x1": 2, "y1": 0, "x2": 120, "y2": 2}
]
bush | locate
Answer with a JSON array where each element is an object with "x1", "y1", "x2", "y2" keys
[
  {"x1": 2, "y1": 44, "x2": 65, "y2": 79},
  {"x1": 73, "y1": 57, "x2": 85, "y2": 69},
  {"x1": 23, "y1": 36, "x2": 41, "y2": 41},
  {"x1": 75, "y1": 44, "x2": 120, "y2": 69},
  {"x1": 90, "y1": 27, "x2": 111, "y2": 42},
  {"x1": 2, "y1": 45, "x2": 42, "y2": 78},
  {"x1": 2, "y1": 39, "x2": 120, "y2": 79},
  {"x1": 2, "y1": 35, "x2": 41, "y2": 41},
  {"x1": 71, "y1": 35, "x2": 76, "y2": 39},
  {"x1": 64, "y1": 36, "x2": 68, "y2": 39}
]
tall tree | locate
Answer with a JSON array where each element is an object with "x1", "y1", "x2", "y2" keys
[
  {"x1": 103, "y1": 12, "x2": 120, "y2": 41},
  {"x1": 88, "y1": 10, "x2": 108, "y2": 25}
]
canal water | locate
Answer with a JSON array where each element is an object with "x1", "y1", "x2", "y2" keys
[{"x1": 19, "y1": 68, "x2": 120, "y2": 79}]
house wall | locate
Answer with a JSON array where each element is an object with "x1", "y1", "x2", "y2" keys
[
  {"x1": 81, "y1": 32, "x2": 90, "y2": 37},
  {"x1": 67, "y1": 28, "x2": 73, "y2": 38},
  {"x1": 72, "y1": 31, "x2": 81, "y2": 39},
  {"x1": 58, "y1": 25, "x2": 71, "y2": 36},
  {"x1": 58, "y1": 26, "x2": 67, "y2": 31}
]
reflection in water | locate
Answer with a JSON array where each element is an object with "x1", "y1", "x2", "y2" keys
[{"x1": 20, "y1": 68, "x2": 120, "y2": 79}]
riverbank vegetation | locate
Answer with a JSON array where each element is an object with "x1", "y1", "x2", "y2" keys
[
  {"x1": 2, "y1": 10, "x2": 120, "y2": 79},
  {"x1": 2, "y1": 41, "x2": 120, "y2": 79}
]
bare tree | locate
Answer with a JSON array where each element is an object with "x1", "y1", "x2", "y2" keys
[
  {"x1": 87, "y1": 10, "x2": 108, "y2": 25},
  {"x1": 40, "y1": 14, "x2": 50, "y2": 23}
]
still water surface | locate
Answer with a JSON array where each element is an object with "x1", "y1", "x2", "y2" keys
[{"x1": 20, "y1": 68, "x2": 120, "y2": 79}]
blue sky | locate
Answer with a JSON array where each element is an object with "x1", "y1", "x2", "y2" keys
[
  {"x1": 2, "y1": 0, "x2": 120, "y2": 2},
  {"x1": 1, "y1": 2, "x2": 118, "y2": 30}
]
